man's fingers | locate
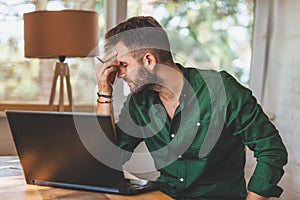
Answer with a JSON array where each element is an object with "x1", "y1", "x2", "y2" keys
[
  {"x1": 96, "y1": 66, "x2": 118, "y2": 94},
  {"x1": 95, "y1": 60, "x2": 118, "y2": 78},
  {"x1": 95, "y1": 49, "x2": 119, "y2": 89},
  {"x1": 102, "y1": 66, "x2": 118, "y2": 83}
]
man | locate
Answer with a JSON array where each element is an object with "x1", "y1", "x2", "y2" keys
[{"x1": 96, "y1": 16, "x2": 287, "y2": 200}]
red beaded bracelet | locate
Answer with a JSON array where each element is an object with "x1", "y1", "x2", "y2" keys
[{"x1": 97, "y1": 99, "x2": 112, "y2": 104}]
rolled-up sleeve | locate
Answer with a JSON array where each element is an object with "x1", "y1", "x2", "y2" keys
[
  {"x1": 222, "y1": 71, "x2": 288, "y2": 197},
  {"x1": 245, "y1": 129, "x2": 287, "y2": 197}
]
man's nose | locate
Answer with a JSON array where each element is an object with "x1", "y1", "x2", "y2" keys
[{"x1": 117, "y1": 67, "x2": 126, "y2": 78}]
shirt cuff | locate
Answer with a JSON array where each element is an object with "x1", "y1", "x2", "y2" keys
[{"x1": 247, "y1": 175, "x2": 283, "y2": 197}]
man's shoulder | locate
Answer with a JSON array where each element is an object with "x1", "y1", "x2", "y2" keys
[
  {"x1": 181, "y1": 65, "x2": 228, "y2": 78},
  {"x1": 184, "y1": 67, "x2": 240, "y2": 84},
  {"x1": 182, "y1": 66, "x2": 231, "y2": 84},
  {"x1": 182, "y1": 66, "x2": 249, "y2": 96}
]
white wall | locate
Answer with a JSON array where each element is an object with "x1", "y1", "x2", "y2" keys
[{"x1": 248, "y1": 0, "x2": 300, "y2": 199}]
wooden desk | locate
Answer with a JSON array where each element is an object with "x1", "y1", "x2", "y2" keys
[{"x1": 0, "y1": 156, "x2": 173, "y2": 200}]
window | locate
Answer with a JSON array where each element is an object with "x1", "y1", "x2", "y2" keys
[
  {"x1": 0, "y1": 0, "x2": 104, "y2": 107},
  {"x1": 127, "y1": 0, "x2": 254, "y2": 86},
  {"x1": 0, "y1": 0, "x2": 254, "y2": 110}
]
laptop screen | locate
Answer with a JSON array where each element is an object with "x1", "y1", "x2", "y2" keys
[{"x1": 6, "y1": 110, "x2": 130, "y2": 193}]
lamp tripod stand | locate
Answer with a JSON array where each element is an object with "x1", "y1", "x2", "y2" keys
[{"x1": 49, "y1": 55, "x2": 73, "y2": 112}]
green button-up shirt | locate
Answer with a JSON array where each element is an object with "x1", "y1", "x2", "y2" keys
[{"x1": 116, "y1": 64, "x2": 288, "y2": 199}]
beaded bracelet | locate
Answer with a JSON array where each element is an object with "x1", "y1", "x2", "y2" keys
[
  {"x1": 97, "y1": 99, "x2": 112, "y2": 104},
  {"x1": 97, "y1": 92, "x2": 113, "y2": 99}
]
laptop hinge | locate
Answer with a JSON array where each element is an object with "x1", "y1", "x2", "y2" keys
[{"x1": 32, "y1": 179, "x2": 120, "y2": 193}]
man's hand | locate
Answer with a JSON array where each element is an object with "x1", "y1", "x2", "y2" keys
[
  {"x1": 95, "y1": 49, "x2": 119, "y2": 116},
  {"x1": 246, "y1": 191, "x2": 268, "y2": 200},
  {"x1": 95, "y1": 50, "x2": 119, "y2": 95}
]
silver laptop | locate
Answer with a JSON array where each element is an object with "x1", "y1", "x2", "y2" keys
[{"x1": 5, "y1": 110, "x2": 155, "y2": 195}]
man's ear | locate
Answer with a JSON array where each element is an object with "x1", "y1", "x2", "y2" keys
[{"x1": 143, "y1": 53, "x2": 157, "y2": 72}]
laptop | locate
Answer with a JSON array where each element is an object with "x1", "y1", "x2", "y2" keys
[{"x1": 5, "y1": 110, "x2": 156, "y2": 195}]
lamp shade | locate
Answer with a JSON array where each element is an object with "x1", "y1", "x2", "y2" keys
[{"x1": 24, "y1": 10, "x2": 99, "y2": 58}]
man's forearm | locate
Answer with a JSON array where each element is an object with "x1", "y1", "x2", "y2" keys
[{"x1": 96, "y1": 97, "x2": 117, "y2": 141}]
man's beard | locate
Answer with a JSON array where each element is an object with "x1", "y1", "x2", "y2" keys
[{"x1": 127, "y1": 65, "x2": 163, "y2": 93}]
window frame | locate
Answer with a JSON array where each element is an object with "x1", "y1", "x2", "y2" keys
[{"x1": 249, "y1": 0, "x2": 273, "y2": 103}]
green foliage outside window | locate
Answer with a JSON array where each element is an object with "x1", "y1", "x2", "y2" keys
[{"x1": 128, "y1": 0, "x2": 254, "y2": 85}]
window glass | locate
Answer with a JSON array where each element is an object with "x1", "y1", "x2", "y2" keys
[
  {"x1": 0, "y1": 0, "x2": 104, "y2": 103},
  {"x1": 127, "y1": 0, "x2": 254, "y2": 86}
]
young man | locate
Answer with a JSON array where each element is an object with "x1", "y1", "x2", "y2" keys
[{"x1": 96, "y1": 16, "x2": 287, "y2": 200}]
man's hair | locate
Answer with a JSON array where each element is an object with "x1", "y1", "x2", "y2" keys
[{"x1": 105, "y1": 16, "x2": 173, "y2": 64}]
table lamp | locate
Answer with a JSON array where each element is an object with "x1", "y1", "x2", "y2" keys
[{"x1": 24, "y1": 10, "x2": 99, "y2": 111}]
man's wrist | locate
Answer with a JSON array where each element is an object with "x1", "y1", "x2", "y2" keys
[
  {"x1": 97, "y1": 98, "x2": 113, "y2": 104},
  {"x1": 246, "y1": 191, "x2": 268, "y2": 200}
]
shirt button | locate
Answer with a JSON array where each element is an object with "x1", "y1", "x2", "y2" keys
[
  {"x1": 170, "y1": 133, "x2": 175, "y2": 138},
  {"x1": 179, "y1": 178, "x2": 184, "y2": 182},
  {"x1": 196, "y1": 122, "x2": 201, "y2": 127},
  {"x1": 178, "y1": 155, "x2": 182, "y2": 159}
]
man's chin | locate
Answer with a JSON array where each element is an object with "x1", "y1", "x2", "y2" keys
[
  {"x1": 131, "y1": 86, "x2": 144, "y2": 94},
  {"x1": 128, "y1": 83, "x2": 146, "y2": 94}
]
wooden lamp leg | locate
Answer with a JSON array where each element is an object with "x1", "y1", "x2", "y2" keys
[
  {"x1": 65, "y1": 64, "x2": 73, "y2": 111},
  {"x1": 48, "y1": 62, "x2": 73, "y2": 112}
]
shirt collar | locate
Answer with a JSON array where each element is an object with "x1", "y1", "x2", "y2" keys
[{"x1": 175, "y1": 63, "x2": 189, "y2": 105}]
